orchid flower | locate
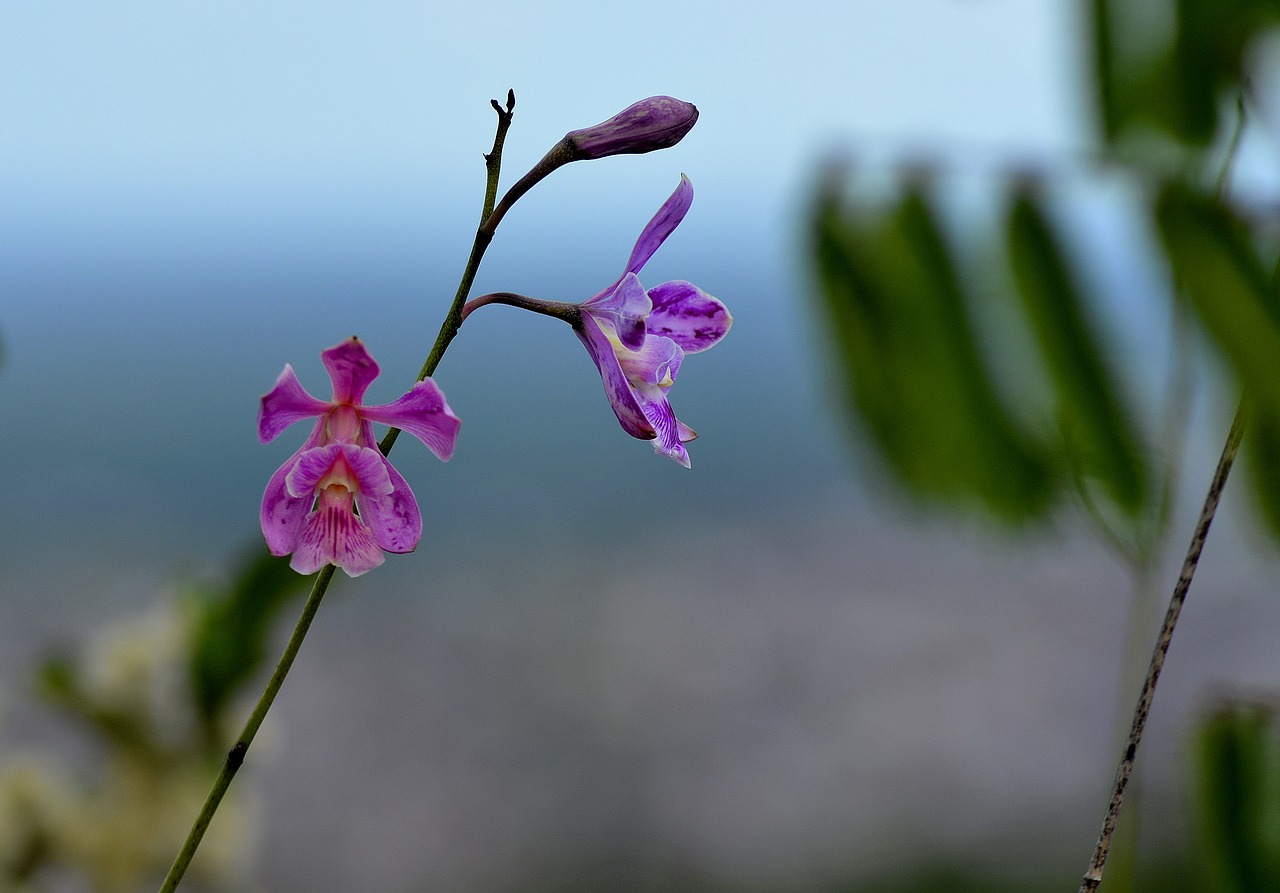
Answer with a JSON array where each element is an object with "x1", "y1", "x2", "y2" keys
[
  {"x1": 258, "y1": 337, "x2": 460, "y2": 577},
  {"x1": 574, "y1": 174, "x2": 732, "y2": 466},
  {"x1": 460, "y1": 175, "x2": 730, "y2": 466}
]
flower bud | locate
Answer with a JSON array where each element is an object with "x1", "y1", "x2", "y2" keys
[{"x1": 563, "y1": 96, "x2": 699, "y2": 160}]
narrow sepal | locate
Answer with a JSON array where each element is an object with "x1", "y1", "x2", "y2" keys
[
  {"x1": 624, "y1": 174, "x2": 694, "y2": 275},
  {"x1": 259, "y1": 366, "x2": 330, "y2": 443},
  {"x1": 321, "y1": 337, "x2": 381, "y2": 405}
]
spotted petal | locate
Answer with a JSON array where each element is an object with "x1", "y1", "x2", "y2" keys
[
  {"x1": 322, "y1": 337, "x2": 381, "y2": 405},
  {"x1": 260, "y1": 425, "x2": 325, "y2": 555},
  {"x1": 647, "y1": 280, "x2": 732, "y2": 353},
  {"x1": 358, "y1": 454, "x2": 424, "y2": 554},
  {"x1": 259, "y1": 366, "x2": 330, "y2": 443},
  {"x1": 623, "y1": 174, "x2": 693, "y2": 275}
]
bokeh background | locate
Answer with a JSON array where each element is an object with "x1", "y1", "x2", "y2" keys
[{"x1": 3, "y1": 2, "x2": 1278, "y2": 891}]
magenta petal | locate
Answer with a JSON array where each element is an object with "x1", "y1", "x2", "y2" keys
[
  {"x1": 574, "y1": 315, "x2": 655, "y2": 440},
  {"x1": 646, "y1": 280, "x2": 732, "y2": 353},
  {"x1": 359, "y1": 379, "x2": 461, "y2": 461},
  {"x1": 291, "y1": 496, "x2": 386, "y2": 577},
  {"x1": 321, "y1": 337, "x2": 381, "y2": 404},
  {"x1": 582, "y1": 273, "x2": 652, "y2": 351},
  {"x1": 287, "y1": 444, "x2": 392, "y2": 498},
  {"x1": 259, "y1": 366, "x2": 330, "y2": 443},
  {"x1": 624, "y1": 174, "x2": 693, "y2": 275},
  {"x1": 358, "y1": 456, "x2": 423, "y2": 554},
  {"x1": 260, "y1": 447, "x2": 314, "y2": 556}
]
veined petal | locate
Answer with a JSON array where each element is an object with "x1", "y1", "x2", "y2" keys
[
  {"x1": 618, "y1": 335, "x2": 684, "y2": 392},
  {"x1": 638, "y1": 393, "x2": 691, "y2": 467},
  {"x1": 322, "y1": 337, "x2": 381, "y2": 404},
  {"x1": 624, "y1": 174, "x2": 693, "y2": 275},
  {"x1": 359, "y1": 379, "x2": 461, "y2": 461},
  {"x1": 358, "y1": 456, "x2": 423, "y2": 554},
  {"x1": 647, "y1": 280, "x2": 732, "y2": 353},
  {"x1": 259, "y1": 366, "x2": 330, "y2": 443},
  {"x1": 574, "y1": 314, "x2": 655, "y2": 440},
  {"x1": 583, "y1": 273, "x2": 651, "y2": 351},
  {"x1": 291, "y1": 491, "x2": 386, "y2": 577}
]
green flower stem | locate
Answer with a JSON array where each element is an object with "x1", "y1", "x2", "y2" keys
[
  {"x1": 1077, "y1": 400, "x2": 1246, "y2": 893},
  {"x1": 160, "y1": 91, "x2": 523, "y2": 893}
]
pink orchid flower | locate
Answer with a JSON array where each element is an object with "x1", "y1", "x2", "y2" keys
[{"x1": 258, "y1": 337, "x2": 460, "y2": 576}]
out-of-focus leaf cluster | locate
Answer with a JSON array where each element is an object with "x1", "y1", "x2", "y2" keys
[
  {"x1": 0, "y1": 548, "x2": 307, "y2": 892},
  {"x1": 810, "y1": 0, "x2": 1280, "y2": 544}
]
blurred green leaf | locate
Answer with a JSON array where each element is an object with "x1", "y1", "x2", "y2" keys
[
  {"x1": 188, "y1": 548, "x2": 311, "y2": 736},
  {"x1": 1006, "y1": 189, "x2": 1148, "y2": 516},
  {"x1": 1245, "y1": 403, "x2": 1280, "y2": 539},
  {"x1": 1155, "y1": 183, "x2": 1280, "y2": 411},
  {"x1": 1090, "y1": 0, "x2": 1276, "y2": 147},
  {"x1": 1195, "y1": 704, "x2": 1280, "y2": 893},
  {"x1": 812, "y1": 180, "x2": 1053, "y2": 520}
]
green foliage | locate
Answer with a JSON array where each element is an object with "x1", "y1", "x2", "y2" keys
[
  {"x1": 1093, "y1": 0, "x2": 1280, "y2": 147},
  {"x1": 809, "y1": 1, "x2": 1280, "y2": 544},
  {"x1": 188, "y1": 547, "x2": 312, "y2": 737},
  {"x1": 1154, "y1": 183, "x2": 1280, "y2": 412},
  {"x1": 812, "y1": 183, "x2": 1053, "y2": 520},
  {"x1": 1194, "y1": 704, "x2": 1280, "y2": 893},
  {"x1": 1006, "y1": 189, "x2": 1148, "y2": 516}
]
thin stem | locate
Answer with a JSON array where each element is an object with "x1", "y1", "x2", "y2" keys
[
  {"x1": 161, "y1": 91, "x2": 522, "y2": 892},
  {"x1": 459, "y1": 291, "x2": 579, "y2": 324},
  {"x1": 158, "y1": 565, "x2": 335, "y2": 892},
  {"x1": 1077, "y1": 400, "x2": 1246, "y2": 893},
  {"x1": 381, "y1": 89, "x2": 517, "y2": 455}
]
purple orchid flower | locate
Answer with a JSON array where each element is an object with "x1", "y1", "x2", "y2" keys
[
  {"x1": 258, "y1": 337, "x2": 460, "y2": 577},
  {"x1": 574, "y1": 174, "x2": 732, "y2": 466}
]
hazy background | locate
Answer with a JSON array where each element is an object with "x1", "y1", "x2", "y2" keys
[{"x1": 3, "y1": 3, "x2": 1277, "y2": 891}]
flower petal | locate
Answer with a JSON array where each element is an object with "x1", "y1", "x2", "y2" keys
[
  {"x1": 359, "y1": 379, "x2": 461, "y2": 461},
  {"x1": 623, "y1": 174, "x2": 693, "y2": 275},
  {"x1": 358, "y1": 455, "x2": 424, "y2": 554},
  {"x1": 574, "y1": 315, "x2": 655, "y2": 440},
  {"x1": 290, "y1": 492, "x2": 386, "y2": 577},
  {"x1": 286, "y1": 444, "x2": 391, "y2": 497},
  {"x1": 321, "y1": 337, "x2": 381, "y2": 404},
  {"x1": 646, "y1": 280, "x2": 732, "y2": 353},
  {"x1": 582, "y1": 273, "x2": 652, "y2": 351},
  {"x1": 617, "y1": 335, "x2": 684, "y2": 392},
  {"x1": 638, "y1": 393, "x2": 691, "y2": 467},
  {"x1": 259, "y1": 366, "x2": 330, "y2": 443}
]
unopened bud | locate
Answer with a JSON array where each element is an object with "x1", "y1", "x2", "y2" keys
[{"x1": 563, "y1": 96, "x2": 699, "y2": 160}]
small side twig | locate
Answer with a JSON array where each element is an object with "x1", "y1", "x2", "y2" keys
[{"x1": 1077, "y1": 399, "x2": 1246, "y2": 893}]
